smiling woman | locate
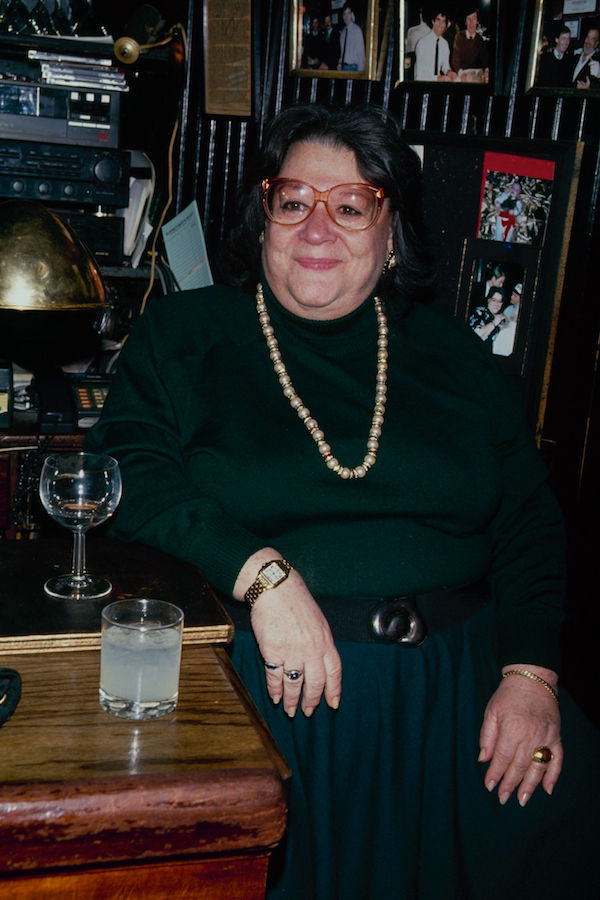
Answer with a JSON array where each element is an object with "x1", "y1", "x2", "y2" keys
[
  {"x1": 260, "y1": 142, "x2": 393, "y2": 319},
  {"x1": 86, "y1": 104, "x2": 599, "y2": 899}
]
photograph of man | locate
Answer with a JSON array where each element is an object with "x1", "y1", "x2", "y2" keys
[
  {"x1": 404, "y1": 6, "x2": 430, "y2": 78},
  {"x1": 337, "y1": 4, "x2": 366, "y2": 72},
  {"x1": 451, "y1": 5, "x2": 489, "y2": 82},
  {"x1": 320, "y1": 13, "x2": 341, "y2": 70},
  {"x1": 414, "y1": 8, "x2": 456, "y2": 81},
  {"x1": 572, "y1": 23, "x2": 600, "y2": 89},
  {"x1": 302, "y1": 15, "x2": 324, "y2": 70},
  {"x1": 535, "y1": 25, "x2": 572, "y2": 88}
]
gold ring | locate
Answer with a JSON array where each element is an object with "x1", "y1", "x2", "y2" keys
[{"x1": 532, "y1": 746, "x2": 552, "y2": 765}]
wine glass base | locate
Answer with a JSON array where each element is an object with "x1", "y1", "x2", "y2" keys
[{"x1": 44, "y1": 574, "x2": 113, "y2": 601}]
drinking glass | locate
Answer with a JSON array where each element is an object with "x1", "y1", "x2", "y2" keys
[
  {"x1": 39, "y1": 452, "x2": 122, "y2": 600},
  {"x1": 100, "y1": 598, "x2": 184, "y2": 719}
]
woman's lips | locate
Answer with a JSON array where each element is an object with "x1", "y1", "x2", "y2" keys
[{"x1": 295, "y1": 257, "x2": 340, "y2": 271}]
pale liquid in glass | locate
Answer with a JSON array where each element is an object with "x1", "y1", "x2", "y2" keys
[
  {"x1": 50, "y1": 499, "x2": 101, "y2": 530},
  {"x1": 100, "y1": 625, "x2": 182, "y2": 719}
]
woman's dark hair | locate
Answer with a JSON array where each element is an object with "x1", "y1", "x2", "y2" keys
[
  {"x1": 485, "y1": 285, "x2": 505, "y2": 304},
  {"x1": 217, "y1": 104, "x2": 437, "y2": 307}
]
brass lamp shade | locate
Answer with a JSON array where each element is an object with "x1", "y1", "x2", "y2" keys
[{"x1": 0, "y1": 200, "x2": 106, "y2": 311}]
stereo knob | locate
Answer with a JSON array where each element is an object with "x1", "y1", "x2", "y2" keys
[
  {"x1": 11, "y1": 180, "x2": 24, "y2": 193},
  {"x1": 38, "y1": 182, "x2": 50, "y2": 195},
  {"x1": 93, "y1": 157, "x2": 121, "y2": 184},
  {"x1": 63, "y1": 183, "x2": 75, "y2": 197}
]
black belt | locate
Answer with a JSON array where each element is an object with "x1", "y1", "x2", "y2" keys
[{"x1": 317, "y1": 580, "x2": 490, "y2": 645}]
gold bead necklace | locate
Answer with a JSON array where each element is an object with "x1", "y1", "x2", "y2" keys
[{"x1": 255, "y1": 283, "x2": 388, "y2": 479}]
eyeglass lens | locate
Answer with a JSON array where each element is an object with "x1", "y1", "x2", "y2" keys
[{"x1": 265, "y1": 181, "x2": 379, "y2": 230}]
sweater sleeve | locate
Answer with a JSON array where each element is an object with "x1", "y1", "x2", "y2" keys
[
  {"x1": 485, "y1": 370, "x2": 567, "y2": 672},
  {"x1": 85, "y1": 298, "x2": 266, "y2": 596}
]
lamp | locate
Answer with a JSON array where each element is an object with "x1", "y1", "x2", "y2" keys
[
  {"x1": 0, "y1": 199, "x2": 106, "y2": 313},
  {"x1": 0, "y1": 199, "x2": 108, "y2": 430}
]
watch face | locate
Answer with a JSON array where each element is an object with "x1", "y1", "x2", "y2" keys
[{"x1": 262, "y1": 561, "x2": 286, "y2": 586}]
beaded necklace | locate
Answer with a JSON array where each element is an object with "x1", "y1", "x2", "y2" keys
[{"x1": 255, "y1": 282, "x2": 388, "y2": 479}]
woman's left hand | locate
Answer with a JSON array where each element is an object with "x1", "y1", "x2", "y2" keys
[{"x1": 478, "y1": 664, "x2": 562, "y2": 807}]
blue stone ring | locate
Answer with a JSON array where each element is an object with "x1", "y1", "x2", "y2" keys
[{"x1": 284, "y1": 669, "x2": 304, "y2": 681}]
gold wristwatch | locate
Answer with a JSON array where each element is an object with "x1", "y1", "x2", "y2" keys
[{"x1": 244, "y1": 559, "x2": 293, "y2": 607}]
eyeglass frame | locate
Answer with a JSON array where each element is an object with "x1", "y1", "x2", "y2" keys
[{"x1": 261, "y1": 177, "x2": 387, "y2": 231}]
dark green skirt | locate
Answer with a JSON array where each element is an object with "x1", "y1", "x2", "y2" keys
[{"x1": 229, "y1": 605, "x2": 598, "y2": 900}]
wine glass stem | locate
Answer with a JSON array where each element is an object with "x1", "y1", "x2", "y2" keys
[{"x1": 72, "y1": 530, "x2": 87, "y2": 579}]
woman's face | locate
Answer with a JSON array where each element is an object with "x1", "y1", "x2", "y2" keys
[
  {"x1": 488, "y1": 292, "x2": 503, "y2": 314},
  {"x1": 261, "y1": 140, "x2": 394, "y2": 320}
]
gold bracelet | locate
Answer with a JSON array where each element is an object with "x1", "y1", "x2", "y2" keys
[{"x1": 502, "y1": 669, "x2": 559, "y2": 703}]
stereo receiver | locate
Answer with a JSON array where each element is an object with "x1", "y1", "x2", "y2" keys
[{"x1": 0, "y1": 139, "x2": 130, "y2": 209}]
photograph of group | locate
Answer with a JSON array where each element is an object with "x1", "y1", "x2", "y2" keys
[
  {"x1": 290, "y1": 1, "x2": 389, "y2": 79},
  {"x1": 401, "y1": 1, "x2": 495, "y2": 83},
  {"x1": 528, "y1": 0, "x2": 600, "y2": 92}
]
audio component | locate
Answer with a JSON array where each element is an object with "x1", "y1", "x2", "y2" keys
[
  {"x1": 56, "y1": 210, "x2": 125, "y2": 265},
  {"x1": 0, "y1": 78, "x2": 121, "y2": 148},
  {"x1": 0, "y1": 139, "x2": 130, "y2": 208}
]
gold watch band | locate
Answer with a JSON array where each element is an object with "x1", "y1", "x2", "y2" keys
[{"x1": 244, "y1": 558, "x2": 293, "y2": 607}]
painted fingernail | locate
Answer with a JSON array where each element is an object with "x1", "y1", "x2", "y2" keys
[
  {"x1": 478, "y1": 748, "x2": 486, "y2": 762},
  {"x1": 272, "y1": 694, "x2": 281, "y2": 705},
  {"x1": 486, "y1": 779, "x2": 496, "y2": 792},
  {"x1": 518, "y1": 793, "x2": 529, "y2": 808},
  {"x1": 303, "y1": 706, "x2": 314, "y2": 718},
  {"x1": 331, "y1": 696, "x2": 340, "y2": 710},
  {"x1": 499, "y1": 792, "x2": 510, "y2": 806},
  {"x1": 545, "y1": 783, "x2": 554, "y2": 796}
]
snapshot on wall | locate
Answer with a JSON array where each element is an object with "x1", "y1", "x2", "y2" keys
[
  {"x1": 402, "y1": 131, "x2": 581, "y2": 433},
  {"x1": 466, "y1": 257, "x2": 527, "y2": 360},
  {"x1": 528, "y1": 0, "x2": 600, "y2": 93},
  {"x1": 290, "y1": 0, "x2": 388, "y2": 79},
  {"x1": 399, "y1": 1, "x2": 495, "y2": 85},
  {"x1": 476, "y1": 152, "x2": 555, "y2": 246}
]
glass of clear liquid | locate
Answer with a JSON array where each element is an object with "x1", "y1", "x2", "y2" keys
[{"x1": 100, "y1": 598, "x2": 184, "y2": 720}]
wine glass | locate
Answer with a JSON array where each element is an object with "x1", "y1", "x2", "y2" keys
[{"x1": 39, "y1": 452, "x2": 122, "y2": 600}]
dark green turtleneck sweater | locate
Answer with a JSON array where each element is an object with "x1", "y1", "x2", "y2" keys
[{"x1": 86, "y1": 280, "x2": 566, "y2": 670}]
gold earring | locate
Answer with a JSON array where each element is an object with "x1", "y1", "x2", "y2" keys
[
  {"x1": 383, "y1": 249, "x2": 397, "y2": 273},
  {"x1": 259, "y1": 230, "x2": 265, "y2": 245}
]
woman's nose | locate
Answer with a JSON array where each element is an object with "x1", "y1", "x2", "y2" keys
[{"x1": 299, "y1": 201, "x2": 337, "y2": 242}]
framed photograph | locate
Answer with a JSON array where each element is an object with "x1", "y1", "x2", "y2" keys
[
  {"x1": 460, "y1": 243, "x2": 535, "y2": 369},
  {"x1": 527, "y1": 0, "x2": 600, "y2": 93},
  {"x1": 289, "y1": 0, "x2": 383, "y2": 79},
  {"x1": 403, "y1": 131, "x2": 582, "y2": 436},
  {"x1": 399, "y1": 1, "x2": 497, "y2": 86},
  {"x1": 476, "y1": 152, "x2": 555, "y2": 246}
]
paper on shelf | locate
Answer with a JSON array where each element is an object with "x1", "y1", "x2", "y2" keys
[{"x1": 162, "y1": 201, "x2": 213, "y2": 292}]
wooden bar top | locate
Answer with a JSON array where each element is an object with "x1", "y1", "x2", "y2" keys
[{"x1": 0, "y1": 645, "x2": 289, "y2": 875}]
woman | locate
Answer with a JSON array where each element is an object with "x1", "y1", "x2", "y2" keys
[
  {"x1": 469, "y1": 285, "x2": 506, "y2": 343},
  {"x1": 86, "y1": 105, "x2": 597, "y2": 899}
]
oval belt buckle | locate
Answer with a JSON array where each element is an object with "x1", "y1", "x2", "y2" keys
[{"x1": 370, "y1": 597, "x2": 427, "y2": 646}]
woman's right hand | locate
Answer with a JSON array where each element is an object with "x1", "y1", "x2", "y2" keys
[
  {"x1": 233, "y1": 550, "x2": 342, "y2": 717},
  {"x1": 250, "y1": 571, "x2": 342, "y2": 717}
]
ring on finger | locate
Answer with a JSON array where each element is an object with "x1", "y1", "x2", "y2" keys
[
  {"x1": 284, "y1": 669, "x2": 304, "y2": 681},
  {"x1": 532, "y1": 746, "x2": 553, "y2": 765},
  {"x1": 264, "y1": 662, "x2": 283, "y2": 671}
]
